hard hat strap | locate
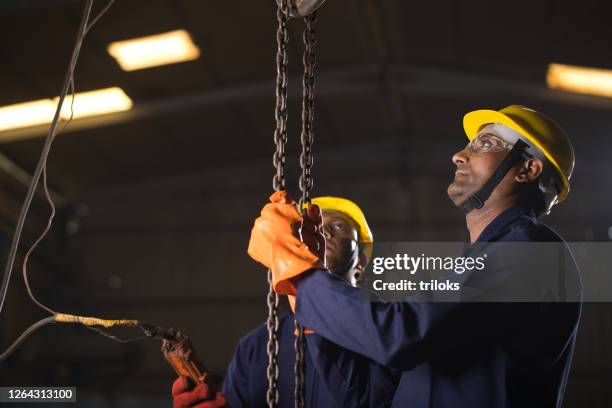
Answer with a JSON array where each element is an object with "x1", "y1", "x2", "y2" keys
[
  {"x1": 335, "y1": 238, "x2": 361, "y2": 275},
  {"x1": 460, "y1": 139, "x2": 529, "y2": 214}
]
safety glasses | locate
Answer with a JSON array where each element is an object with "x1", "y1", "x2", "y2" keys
[{"x1": 466, "y1": 132, "x2": 513, "y2": 154}]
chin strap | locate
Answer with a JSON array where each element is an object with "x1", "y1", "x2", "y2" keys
[
  {"x1": 460, "y1": 139, "x2": 530, "y2": 214},
  {"x1": 332, "y1": 239, "x2": 360, "y2": 282}
]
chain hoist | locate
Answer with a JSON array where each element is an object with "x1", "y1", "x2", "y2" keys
[{"x1": 268, "y1": 1, "x2": 324, "y2": 407}]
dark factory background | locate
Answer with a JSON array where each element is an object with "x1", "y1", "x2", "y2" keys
[{"x1": 0, "y1": 1, "x2": 611, "y2": 407}]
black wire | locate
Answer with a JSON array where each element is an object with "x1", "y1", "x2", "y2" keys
[
  {"x1": 0, "y1": 317, "x2": 157, "y2": 364},
  {"x1": 1, "y1": 0, "x2": 118, "y2": 317},
  {"x1": 6, "y1": 0, "x2": 119, "y2": 319},
  {"x1": 20, "y1": 74, "x2": 77, "y2": 316},
  {"x1": 0, "y1": 0, "x2": 124, "y2": 363},
  {"x1": 0, "y1": 0, "x2": 94, "y2": 316},
  {"x1": 0, "y1": 316, "x2": 55, "y2": 363},
  {"x1": 84, "y1": 324, "x2": 149, "y2": 343},
  {"x1": 85, "y1": 0, "x2": 116, "y2": 35}
]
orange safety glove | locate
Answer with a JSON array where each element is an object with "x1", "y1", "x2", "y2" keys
[
  {"x1": 172, "y1": 376, "x2": 228, "y2": 408},
  {"x1": 248, "y1": 191, "x2": 325, "y2": 295}
]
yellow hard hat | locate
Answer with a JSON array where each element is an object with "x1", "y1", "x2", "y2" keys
[
  {"x1": 463, "y1": 105, "x2": 575, "y2": 203},
  {"x1": 311, "y1": 196, "x2": 373, "y2": 243}
]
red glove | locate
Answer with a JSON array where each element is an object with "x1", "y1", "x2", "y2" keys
[
  {"x1": 248, "y1": 191, "x2": 325, "y2": 295},
  {"x1": 172, "y1": 376, "x2": 228, "y2": 408}
]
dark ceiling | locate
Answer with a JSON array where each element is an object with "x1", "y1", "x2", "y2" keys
[{"x1": 0, "y1": 0, "x2": 612, "y2": 200}]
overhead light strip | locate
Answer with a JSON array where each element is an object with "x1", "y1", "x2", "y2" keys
[
  {"x1": 107, "y1": 29, "x2": 201, "y2": 71},
  {"x1": 547, "y1": 63, "x2": 612, "y2": 98},
  {"x1": 0, "y1": 87, "x2": 133, "y2": 133}
]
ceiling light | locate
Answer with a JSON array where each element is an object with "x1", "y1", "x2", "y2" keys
[
  {"x1": 0, "y1": 87, "x2": 133, "y2": 134},
  {"x1": 0, "y1": 99, "x2": 57, "y2": 132},
  {"x1": 547, "y1": 63, "x2": 612, "y2": 98},
  {"x1": 107, "y1": 29, "x2": 201, "y2": 71},
  {"x1": 56, "y1": 87, "x2": 133, "y2": 119}
]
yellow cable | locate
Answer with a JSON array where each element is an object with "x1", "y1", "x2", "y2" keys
[{"x1": 53, "y1": 313, "x2": 140, "y2": 328}]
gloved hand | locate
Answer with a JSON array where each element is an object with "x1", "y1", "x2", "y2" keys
[
  {"x1": 172, "y1": 376, "x2": 227, "y2": 408},
  {"x1": 248, "y1": 191, "x2": 325, "y2": 295}
]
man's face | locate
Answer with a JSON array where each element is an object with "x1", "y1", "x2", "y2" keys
[
  {"x1": 447, "y1": 131, "x2": 513, "y2": 206},
  {"x1": 321, "y1": 210, "x2": 361, "y2": 283}
]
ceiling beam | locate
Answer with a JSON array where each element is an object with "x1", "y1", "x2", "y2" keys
[{"x1": 3, "y1": 62, "x2": 612, "y2": 143}]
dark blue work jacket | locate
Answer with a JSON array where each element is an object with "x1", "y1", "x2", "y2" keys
[
  {"x1": 223, "y1": 311, "x2": 399, "y2": 407},
  {"x1": 295, "y1": 205, "x2": 582, "y2": 408}
]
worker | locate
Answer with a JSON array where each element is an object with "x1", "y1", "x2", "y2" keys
[
  {"x1": 248, "y1": 105, "x2": 582, "y2": 407},
  {"x1": 172, "y1": 197, "x2": 399, "y2": 407}
]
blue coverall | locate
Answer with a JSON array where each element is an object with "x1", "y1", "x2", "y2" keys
[
  {"x1": 294, "y1": 205, "x2": 582, "y2": 407},
  {"x1": 223, "y1": 311, "x2": 399, "y2": 407}
]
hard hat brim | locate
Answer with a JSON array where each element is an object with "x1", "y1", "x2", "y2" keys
[{"x1": 463, "y1": 109, "x2": 570, "y2": 202}]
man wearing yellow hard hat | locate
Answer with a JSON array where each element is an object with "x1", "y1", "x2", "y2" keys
[
  {"x1": 172, "y1": 196, "x2": 398, "y2": 407},
  {"x1": 450, "y1": 104, "x2": 574, "y2": 220},
  {"x1": 247, "y1": 105, "x2": 582, "y2": 407},
  {"x1": 310, "y1": 196, "x2": 373, "y2": 287}
]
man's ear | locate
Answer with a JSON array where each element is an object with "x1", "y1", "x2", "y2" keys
[{"x1": 515, "y1": 158, "x2": 543, "y2": 183}]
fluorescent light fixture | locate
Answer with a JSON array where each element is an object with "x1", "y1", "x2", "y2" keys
[
  {"x1": 0, "y1": 99, "x2": 57, "y2": 132},
  {"x1": 0, "y1": 87, "x2": 133, "y2": 133},
  {"x1": 107, "y1": 29, "x2": 201, "y2": 71},
  {"x1": 56, "y1": 87, "x2": 133, "y2": 119},
  {"x1": 547, "y1": 63, "x2": 612, "y2": 98}
]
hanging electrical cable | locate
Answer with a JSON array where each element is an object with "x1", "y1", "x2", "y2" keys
[
  {"x1": 0, "y1": 1, "x2": 162, "y2": 364},
  {"x1": 0, "y1": 0, "x2": 92, "y2": 318},
  {"x1": 0, "y1": 3, "x2": 216, "y2": 391}
]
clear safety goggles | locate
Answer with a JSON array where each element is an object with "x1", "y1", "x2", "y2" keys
[{"x1": 466, "y1": 132, "x2": 513, "y2": 154}]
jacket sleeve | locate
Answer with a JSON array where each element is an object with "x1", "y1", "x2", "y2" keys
[
  {"x1": 295, "y1": 270, "x2": 442, "y2": 370},
  {"x1": 294, "y1": 268, "x2": 550, "y2": 371}
]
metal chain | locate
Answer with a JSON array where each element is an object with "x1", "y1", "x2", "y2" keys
[
  {"x1": 267, "y1": 1, "x2": 289, "y2": 407},
  {"x1": 266, "y1": 270, "x2": 281, "y2": 408},
  {"x1": 298, "y1": 12, "x2": 317, "y2": 210},
  {"x1": 272, "y1": 0, "x2": 290, "y2": 193},
  {"x1": 293, "y1": 321, "x2": 306, "y2": 408},
  {"x1": 294, "y1": 11, "x2": 317, "y2": 408}
]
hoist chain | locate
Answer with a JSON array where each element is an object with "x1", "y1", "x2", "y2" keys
[
  {"x1": 267, "y1": 1, "x2": 290, "y2": 407},
  {"x1": 293, "y1": 322, "x2": 306, "y2": 408},
  {"x1": 272, "y1": 0, "x2": 290, "y2": 193},
  {"x1": 266, "y1": 269, "x2": 281, "y2": 408},
  {"x1": 298, "y1": 12, "x2": 317, "y2": 209},
  {"x1": 268, "y1": 1, "x2": 317, "y2": 407},
  {"x1": 294, "y1": 12, "x2": 317, "y2": 408}
]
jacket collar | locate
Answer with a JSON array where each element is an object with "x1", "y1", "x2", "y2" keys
[{"x1": 475, "y1": 205, "x2": 535, "y2": 243}]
